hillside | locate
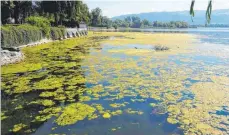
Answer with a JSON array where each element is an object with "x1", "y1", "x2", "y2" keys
[{"x1": 112, "y1": 9, "x2": 229, "y2": 25}]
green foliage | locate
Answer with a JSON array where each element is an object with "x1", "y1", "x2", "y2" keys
[
  {"x1": 25, "y1": 16, "x2": 51, "y2": 37},
  {"x1": 190, "y1": 0, "x2": 213, "y2": 25},
  {"x1": 1, "y1": 23, "x2": 66, "y2": 47},
  {"x1": 190, "y1": 0, "x2": 195, "y2": 22},
  {"x1": 1, "y1": 1, "x2": 33, "y2": 24},
  {"x1": 39, "y1": 1, "x2": 90, "y2": 27},
  {"x1": 112, "y1": 17, "x2": 188, "y2": 28},
  {"x1": 1, "y1": 24, "x2": 42, "y2": 48},
  {"x1": 112, "y1": 16, "x2": 142, "y2": 28},
  {"x1": 131, "y1": 16, "x2": 141, "y2": 28},
  {"x1": 206, "y1": 0, "x2": 212, "y2": 25},
  {"x1": 153, "y1": 21, "x2": 188, "y2": 28},
  {"x1": 50, "y1": 26, "x2": 66, "y2": 40},
  {"x1": 2, "y1": 1, "x2": 90, "y2": 28},
  {"x1": 91, "y1": 7, "x2": 102, "y2": 26},
  {"x1": 141, "y1": 19, "x2": 151, "y2": 28},
  {"x1": 113, "y1": 25, "x2": 118, "y2": 29}
]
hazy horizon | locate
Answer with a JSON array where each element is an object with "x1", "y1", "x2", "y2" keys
[{"x1": 84, "y1": 0, "x2": 229, "y2": 18}]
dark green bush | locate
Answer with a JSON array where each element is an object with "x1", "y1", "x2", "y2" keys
[
  {"x1": 1, "y1": 24, "x2": 42, "y2": 48},
  {"x1": 50, "y1": 26, "x2": 66, "y2": 40}
]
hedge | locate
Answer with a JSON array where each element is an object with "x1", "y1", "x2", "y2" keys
[
  {"x1": 50, "y1": 27, "x2": 66, "y2": 40},
  {"x1": 1, "y1": 25, "x2": 66, "y2": 48},
  {"x1": 1, "y1": 24, "x2": 43, "y2": 48}
]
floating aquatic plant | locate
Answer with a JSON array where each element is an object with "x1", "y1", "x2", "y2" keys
[
  {"x1": 56, "y1": 103, "x2": 96, "y2": 126},
  {"x1": 111, "y1": 110, "x2": 123, "y2": 116},
  {"x1": 125, "y1": 108, "x2": 144, "y2": 115},
  {"x1": 33, "y1": 76, "x2": 64, "y2": 90},
  {"x1": 103, "y1": 112, "x2": 111, "y2": 119},
  {"x1": 12, "y1": 123, "x2": 27, "y2": 132},
  {"x1": 29, "y1": 99, "x2": 55, "y2": 107},
  {"x1": 109, "y1": 103, "x2": 126, "y2": 108}
]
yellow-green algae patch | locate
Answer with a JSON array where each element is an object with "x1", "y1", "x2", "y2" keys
[
  {"x1": 12, "y1": 123, "x2": 27, "y2": 132},
  {"x1": 92, "y1": 103, "x2": 105, "y2": 114},
  {"x1": 2, "y1": 63, "x2": 43, "y2": 75},
  {"x1": 91, "y1": 32, "x2": 197, "y2": 56},
  {"x1": 102, "y1": 112, "x2": 111, "y2": 119},
  {"x1": 108, "y1": 49, "x2": 154, "y2": 56},
  {"x1": 29, "y1": 99, "x2": 55, "y2": 107},
  {"x1": 33, "y1": 76, "x2": 64, "y2": 90},
  {"x1": 1, "y1": 112, "x2": 8, "y2": 120},
  {"x1": 32, "y1": 107, "x2": 62, "y2": 122},
  {"x1": 125, "y1": 108, "x2": 144, "y2": 115},
  {"x1": 39, "y1": 107, "x2": 62, "y2": 114},
  {"x1": 11, "y1": 76, "x2": 32, "y2": 94},
  {"x1": 109, "y1": 103, "x2": 126, "y2": 108},
  {"x1": 64, "y1": 75, "x2": 86, "y2": 86},
  {"x1": 111, "y1": 110, "x2": 123, "y2": 116},
  {"x1": 39, "y1": 91, "x2": 58, "y2": 97},
  {"x1": 88, "y1": 113, "x2": 99, "y2": 120},
  {"x1": 56, "y1": 103, "x2": 96, "y2": 126}
]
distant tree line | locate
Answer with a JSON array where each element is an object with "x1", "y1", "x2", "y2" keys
[
  {"x1": 152, "y1": 21, "x2": 189, "y2": 28},
  {"x1": 112, "y1": 16, "x2": 189, "y2": 28}
]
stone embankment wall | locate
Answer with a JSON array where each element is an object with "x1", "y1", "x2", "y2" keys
[{"x1": 1, "y1": 28, "x2": 87, "y2": 65}]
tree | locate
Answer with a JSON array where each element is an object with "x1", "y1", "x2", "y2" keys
[
  {"x1": 1, "y1": 1, "x2": 32, "y2": 24},
  {"x1": 80, "y1": 3, "x2": 90, "y2": 24},
  {"x1": 13, "y1": 1, "x2": 33, "y2": 24},
  {"x1": 141, "y1": 19, "x2": 151, "y2": 28},
  {"x1": 91, "y1": 7, "x2": 102, "y2": 26},
  {"x1": 131, "y1": 16, "x2": 141, "y2": 28},
  {"x1": 124, "y1": 16, "x2": 132, "y2": 26},
  {"x1": 1, "y1": 1, "x2": 14, "y2": 24},
  {"x1": 101, "y1": 16, "x2": 112, "y2": 28}
]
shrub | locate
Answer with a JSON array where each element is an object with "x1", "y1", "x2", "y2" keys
[
  {"x1": 25, "y1": 16, "x2": 51, "y2": 37},
  {"x1": 1, "y1": 24, "x2": 42, "y2": 48},
  {"x1": 50, "y1": 26, "x2": 66, "y2": 40}
]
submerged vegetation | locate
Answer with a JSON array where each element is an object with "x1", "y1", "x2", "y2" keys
[{"x1": 1, "y1": 32, "x2": 229, "y2": 135}]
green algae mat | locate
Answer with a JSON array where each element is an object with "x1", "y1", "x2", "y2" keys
[{"x1": 1, "y1": 32, "x2": 229, "y2": 135}]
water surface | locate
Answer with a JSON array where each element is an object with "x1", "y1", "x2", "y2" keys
[{"x1": 1, "y1": 29, "x2": 229, "y2": 135}]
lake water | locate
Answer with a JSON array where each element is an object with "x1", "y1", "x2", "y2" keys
[{"x1": 1, "y1": 28, "x2": 229, "y2": 135}]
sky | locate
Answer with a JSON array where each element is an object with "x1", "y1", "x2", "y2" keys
[{"x1": 84, "y1": 0, "x2": 229, "y2": 18}]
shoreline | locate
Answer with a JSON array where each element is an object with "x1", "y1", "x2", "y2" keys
[
  {"x1": 1, "y1": 29, "x2": 88, "y2": 65},
  {"x1": 1, "y1": 31, "x2": 195, "y2": 65}
]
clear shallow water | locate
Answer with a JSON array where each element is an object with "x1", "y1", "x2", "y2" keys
[{"x1": 1, "y1": 29, "x2": 229, "y2": 135}]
